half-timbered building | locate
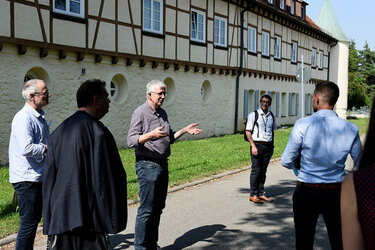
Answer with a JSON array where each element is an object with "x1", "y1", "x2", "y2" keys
[{"x1": 0, "y1": 0, "x2": 347, "y2": 163}]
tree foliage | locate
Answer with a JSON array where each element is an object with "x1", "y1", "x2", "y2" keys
[{"x1": 348, "y1": 40, "x2": 375, "y2": 109}]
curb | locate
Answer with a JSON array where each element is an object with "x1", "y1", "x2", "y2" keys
[{"x1": 0, "y1": 159, "x2": 280, "y2": 247}]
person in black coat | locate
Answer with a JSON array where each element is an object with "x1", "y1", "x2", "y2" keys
[{"x1": 43, "y1": 79, "x2": 127, "y2": 250}]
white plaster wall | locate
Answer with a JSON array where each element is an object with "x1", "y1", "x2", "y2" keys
[
  {"x1": 0, "y1": 44, "x2": 235, "y2": 164},
  {"x1": 14, "y1": 3, "x2": 44, "y2": 42},
  {"x1": 0, "y1": 1, "x2": 10, "y2": 36},
  {"x1": 330, "y1": 41, "x2": 349, "y2": 119},
  {"x1": 54, "y1": 19, "x2": 85, "y2": 47}
]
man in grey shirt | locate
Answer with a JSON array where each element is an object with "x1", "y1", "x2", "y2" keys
[{"x1": 127, "y1": 79, "x2": 202, "y2": 250}]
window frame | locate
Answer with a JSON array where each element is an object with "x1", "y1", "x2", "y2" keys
[
  {"x1": 261, "y1": 31, "x2": 270, "y2": 57},
  {"x1": 319, "y1": 51, "x2": 324, "y2": 69},
  {"x1": 274, "y1": 36, "x2": 281, "y2": 60},
  {"x1": 142, "y1": 0, "x2": 163, "y2": 35},
  {"x1": 291, "y1": 42, "x2": 297, "y2": 63},
  {"x1": 248, "y1": 26, "x2": 257, "y2": 54},
  {"x1": 191, "y1": 8, "x2": 206, "y2": 44},
  {"x1": 268, "y1": 0, "x2": 273, "y2": 4},
  {"x1": 53, "y1": 0, "x2": 85, "y2": 19},
  {"x1": 214, "y1": 16, "x2": 227, "y2": 48},
  {"x1": 301, "y1": 5, "x2": 306, "y2": 20},
  {"x1": 290, "y1": 0, "x2": 295, "y2": 15},
  {"x1": 311, "y1": 48, "x2": 317, "y2": 68},
  {"x1": 280, "y1": 0, "x2": 285, "y2": 10}
]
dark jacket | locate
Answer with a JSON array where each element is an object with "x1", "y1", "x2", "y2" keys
[{"x1": 43, "y1": 111, "x2": 127, "y2": 235}]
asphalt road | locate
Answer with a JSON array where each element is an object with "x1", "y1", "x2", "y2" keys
[
  {"x1": 3, "y1": 155, "x2": 354, "y2": 250},
  {"x1": 109, "y1": 159, "x2": 332, "y2": 250}
]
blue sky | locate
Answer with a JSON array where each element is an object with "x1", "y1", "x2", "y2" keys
[{"x1": 306, "y1": 0, "x2": 374, "y2": 50}]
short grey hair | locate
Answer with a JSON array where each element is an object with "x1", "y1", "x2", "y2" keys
[
  {"x1": 22, "y1": 79, "x2": 42, "y2": 102},
  {"x1": 146, "y1": 79, "x2": 167, "y2": 97}
]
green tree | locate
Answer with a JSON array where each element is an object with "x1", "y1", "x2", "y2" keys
[
  {"x1": 348, "y1": 40, "x2": 375, "y2": 108},
  {"x1": 358, "y1": 41, "x2": 375, "y2": 85}
]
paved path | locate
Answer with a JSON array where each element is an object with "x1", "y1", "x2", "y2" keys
[
  {"x1": 110, "y1": 159, "x2": 332, "y2": 250},
  {"x1": 0, "y1": 158, "x2": 340, "y2": 250}
]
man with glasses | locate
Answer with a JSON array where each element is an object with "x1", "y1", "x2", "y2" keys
[
  {"x1": 127, "y1": 79, "x2": 202, "y2": 250},
  {"x1": 9, "y1": 79, "x2": 50, "y2": 250},
  {"x1": 245, "y1": 94, "x2": 277, "y2": 204}
]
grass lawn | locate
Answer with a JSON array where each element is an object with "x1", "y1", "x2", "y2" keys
[{"x1": 0, "y1": 118, "x2": 369, "y2": 238}]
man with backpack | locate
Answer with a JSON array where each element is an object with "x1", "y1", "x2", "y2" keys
[{"x1": 245, "y1": 94, "x2": 277, "y2": 204}]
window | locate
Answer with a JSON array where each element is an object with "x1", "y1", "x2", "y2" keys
[
  {"x1": 291, "y1": 42, "x2": 297, "y2": 63},
  {"x1": 301, "y1": 5, "x2": 306, "y2": 20},
  {"x1": 248, "y1": 27, "x2": 257, "y2": 53},
  {"x1": 274, "y1": 36, "x2": 281, "y2": 59},
  {"x1": 53, "y1": 0, "x2": 84, "y2": 18},
  {"x1": 290, "y1": 0, "x2": 295, "y2": 15},
  {"x1": 143, "y1": 0, "x2": 163, "y2": 34},
  {"x1": 319, "y1": 51, "x2": 324, "y2": 69},
  {"x1": 268, "y1": 0, "x2": 273, "y2": 3},
  {"x1": 261, "y1": 32, "x2": 270, "y2": 56},
  {"x1": 214, "y1": 16, "x2": 227, "y2": 47},
  {"x1": 311, "y1": 48, "x2": 317, "y2": 68},
  {"x1": 191, "y1": 9, "x2": 206, "y2": 43},
  {"x1": 280, "y1": 0, "x2": 285, "y2": 9}
]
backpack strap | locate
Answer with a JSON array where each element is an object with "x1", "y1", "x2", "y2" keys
[
  {"x1": 252, "y1": 110, "x2": 259, "y2": 138},
  {"x1": 269, "y1": 111, "x2": 275, "y2": 145}
]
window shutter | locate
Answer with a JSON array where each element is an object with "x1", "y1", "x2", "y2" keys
[
  {"x1": 255, "y1": 90, "x2": 260, "y2": 110},
  {"x1": 288, "y1": 93, "x2": 292, "y2": 115},
  {"x1": 295, "y1": 93, "x2": 299, "y2": 116},
  {"x1": 243, "y1": 90, "x2": 249, "y2": 118},
  {"x1": 276, "y1": 92, "x2": 280, "y2": 117},
  {"x1": 305, "y1": 94, "x2": 309, "y2": 114}
]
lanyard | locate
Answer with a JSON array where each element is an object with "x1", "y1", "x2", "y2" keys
[{"x1": 261, "y1": 114, "x2": 268, "y2": 133}]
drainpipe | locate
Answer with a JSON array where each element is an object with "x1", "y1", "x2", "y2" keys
[{"x1": 234, "y1": 6, "x2": 248, "y2": 134}]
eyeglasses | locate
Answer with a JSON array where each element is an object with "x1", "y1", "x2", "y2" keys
[
  {"x1": 151, "y1": 91, "x2": 167, "y2": 97},
  {"x1": 35, "y1": 91, "x2": 49, "y2": 97},
  {"x1": 260, "y1": 100, "x2": 271, "y2": 104}
]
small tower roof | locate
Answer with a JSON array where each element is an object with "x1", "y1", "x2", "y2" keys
[{"x1": 315, "y1": 0, "x2": 349, "y2": 41}]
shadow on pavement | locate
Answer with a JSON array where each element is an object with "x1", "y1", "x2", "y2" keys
[
  {"x1": 109, "y1": 179, "x2": 331, "y2": 250},
  {"x1": 162, "y1": 224, "x2": 240, "y2": 250},
  {"x1": 109, "y1": 233, "x2": 134, "y2": 249}
]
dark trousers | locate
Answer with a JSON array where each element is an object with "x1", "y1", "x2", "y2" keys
[
  {"x1": 293, "y1": 183, "x2": 343, "y2": 250},
  {"x1": 250, "y1": 143, "x2": 273, "y2": 197},
  {"x1": 134, "y1": 159, "x2": 169, "y2": 250},
  {"x1": 47, "y1": 229, "x2": 108, "y2": 250},
  {"x1": 12, "y1": 181, "x2": 43, "y2": 250}
]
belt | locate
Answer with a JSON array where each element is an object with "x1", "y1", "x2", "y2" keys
[
  {"x1": 297, "y1": 181, "x2": 341, "y2": 189},
  {"x1": 254, "y1": 141, "x2": 272, "y2": 145},
  {"x1": 136, "y1": 156, "x2": 168, "y2": 165}
]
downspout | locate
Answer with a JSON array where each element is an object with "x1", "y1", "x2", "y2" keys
[{"x1": 234, "y1": 5, "x2": 248, "y2": 134}]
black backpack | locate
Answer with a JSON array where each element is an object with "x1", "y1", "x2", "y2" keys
[{"x1": 244, "y1": 110, "x2": 275, "y2": 143}]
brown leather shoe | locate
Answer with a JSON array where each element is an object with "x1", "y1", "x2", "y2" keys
[
  {"x1": 259, "y1": 195, "x2": 273, "y2": 202},
  {"x1": 249, "y1": 196, "x2": 264, "y2": 204}
]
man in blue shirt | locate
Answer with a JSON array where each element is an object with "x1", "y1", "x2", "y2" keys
[
  {"x1": 281, "y1": 81, "x2": 362, "y2": 250},
  {"x1": 9, "y1": 79, "x2": 50, "y2": 250}
]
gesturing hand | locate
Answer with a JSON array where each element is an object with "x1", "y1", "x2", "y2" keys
[
  {"x1": 185, "y1": 123, "x2": 203, "y2": 135},
  {"x1": 151, "y1": 126, "x2": 169, "y2": 139}
]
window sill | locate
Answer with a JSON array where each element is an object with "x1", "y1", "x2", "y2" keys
[
  {"x1": 291, "y1": 61, "x2": 297, "y2": 65},
  {"x1": 142, "y1": 30, "x2": 165, "y2": 39},
  {"x1": 190, "y1": 40, "x2": 207, "y2": 47},
  {"x1": 274, "y1": 57, "x2": 282, "y2": 62},
  {"x1": 262, "y1": 55, "x2": 270, "y2": 59},
  {"x1": 214, "y1": 45, "x2": 228, "y2": 50},
  {"x1": 247, "y1": 51, "x2": 257, "y2": 56},
  {"x1": 52, "y1": 12, "x2": 87, "y2": 23}
]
